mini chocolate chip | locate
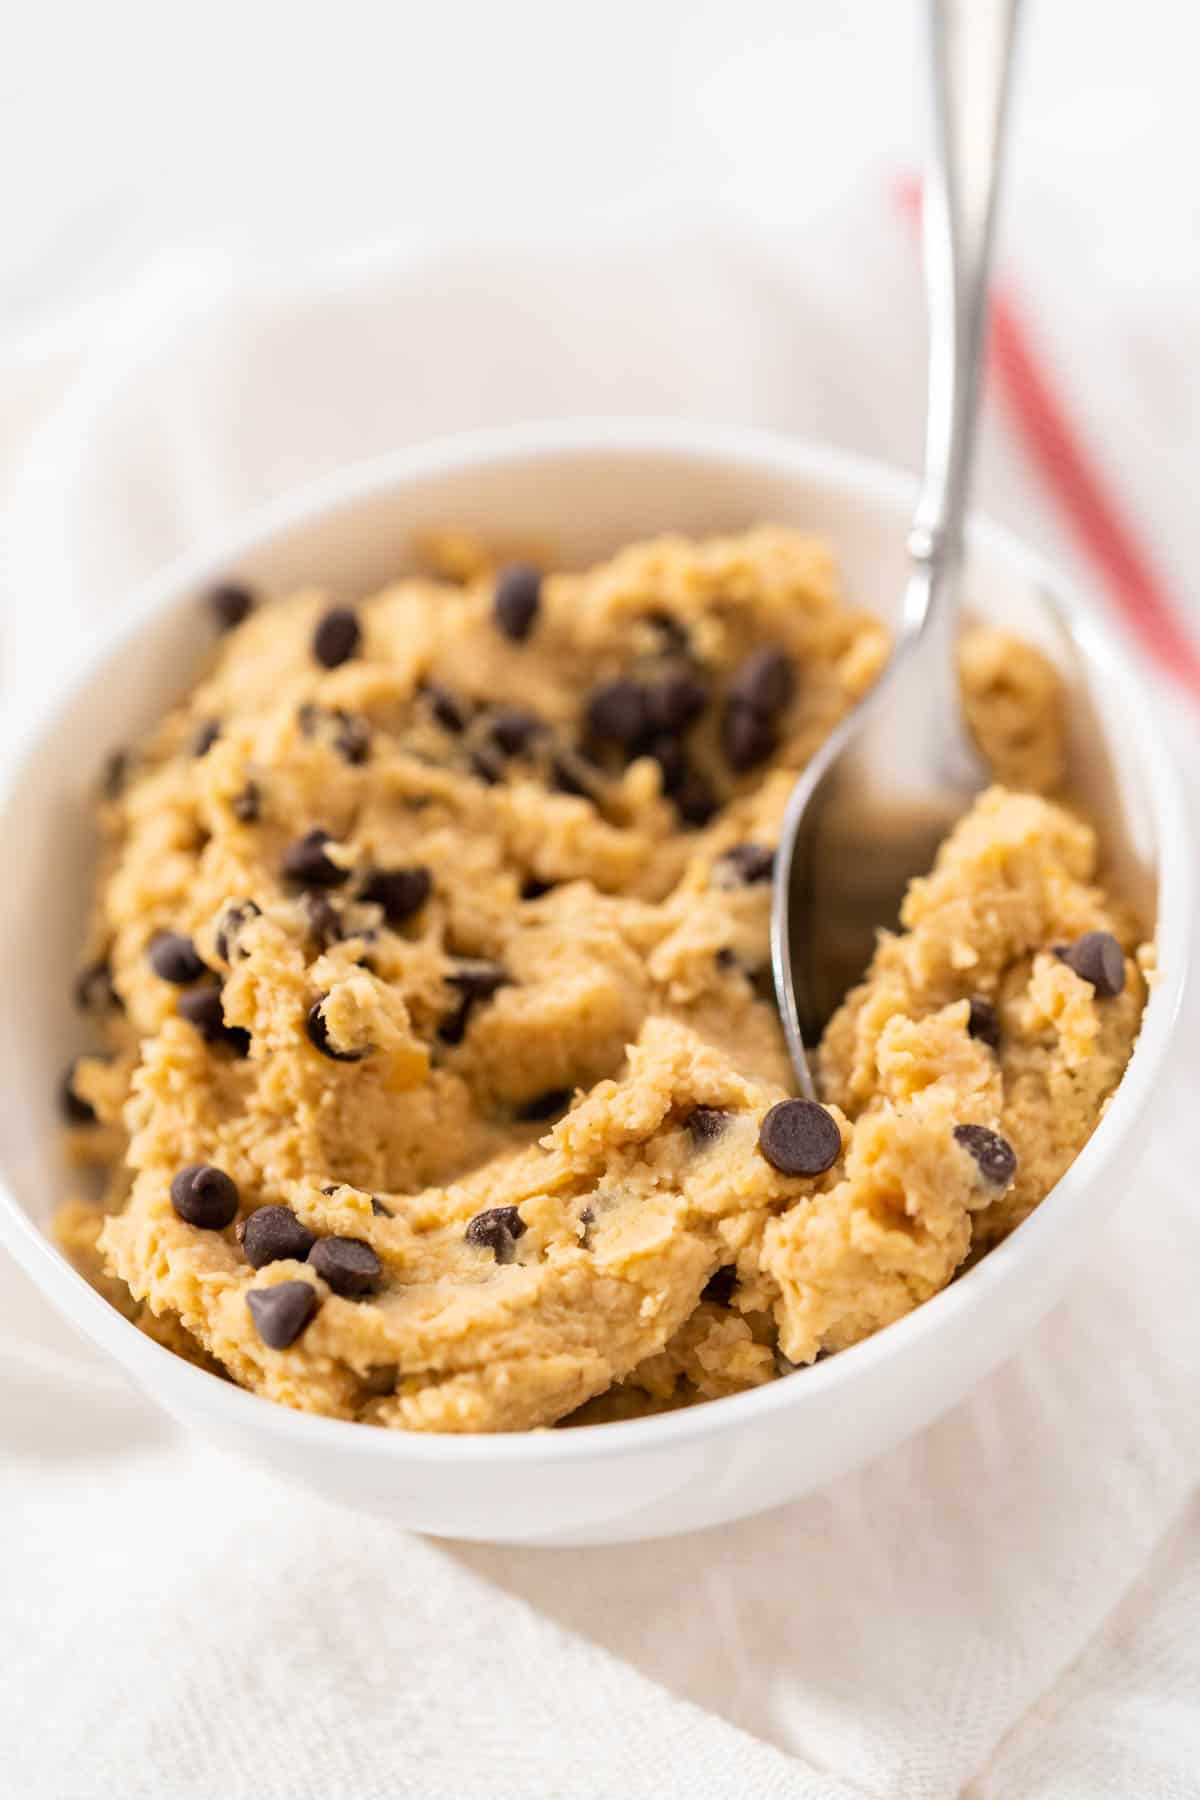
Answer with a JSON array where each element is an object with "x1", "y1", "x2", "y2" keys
[
  {"x1": 720, "y1": 701, "x2": 777, "y2": 773},
  {"x1": 333, "y1": 713, "x2": 370, "y2": 765},
  {"x1": 215, "y1": 899, "x2": 261, "y2": 964},
  {"x1": 209, "y1": 582, "x2": 255, "y2": 631},
  {"x1": 149, "y1": 932, "x2": 207, "y2": 985},
  {"x1": 302, "y1": 892, "x2": 343, "y2": 949},
  {"x1": 423, "y1": 681, "x2": 469, "y2": 733},
  {"x1": 312, "y1": 606, "x2": 362, "y2": 668},
  {"x1": 438, "y1": 960, "x2": 509, "y2": 1045},
  {"x1": 521, "y1": 875, "x2": 555, "y2": 900},
  {"x1": 74, "y1": 958, "x2": 119, "y2": 1015},
  {"x1": 246, "y1": 1281, "x2": 319, "y2": 1348},
  {"x1": 309, "y1": 1235, "x2": 383, "y2": 1297},
  {"x1": 177, "y1": 985, "x2": 250, "y2": 1054},
  {"x1": 465, "y1": 1205, "x2": 526, "y2": 1263},
  {"x1": 516, "y1": 1087, "x2": 572, "y2": 1121},
  {"x1": 170, "y1": 1163, "x2": 239, "y2": 1229},
  {"x1": 686, "y1": 1106, "x2": 729, "y2": 1145},
  {"x1": 242, "y1": 1205, "x2": 317, "y2": 1268},
  {"x1": 641, "y1": 610, "x2": 691, "y2": 654},
  {"x1": 715, "y1": 946, "x2": 739, "y2": 971},
  {"x1": 718, "y1": 842, "x2": 775, "y2": 884},
  {"x1": 648, "y1": 734, "x2": 686, "y2": 795},
  {"x1": 305, "y1": 998, "x2": 369, "y2": 1062},
  {"x1": 488, "y1": 707, "x2": 544, "y2": 756},
  {"x1": 370, "y1": 1197, "x2": 394, "y2": 1218},
  {"x1": 493, "y1": 565, "x2": 542, "y2": 641},
  {"x1": 470, "y1": 746, "x2": 506, "y2": 786},
  {"x1": 1058, "y1": 930, "x2": 1126, "y2": 998},
  {"x1": 701, "y1": 1265, "x2": 737, "y2": 1306},
  {"x1": 675, "y1": 767, "x2": 717, "y2": 828},
  {"x1": 232, "y1": 781, "x2": 261, "y2": 824},
  {"x1": 758, "y1": 1098, "x2": 841, "y2": 1177},
  {"x1": 586, "y1": 679, "x2": 648, "y2": 747},
  {"x1": 359, "y1": 865, "x2": 432, "y2": 925},
  {"x1": 60, "y1": 1060, "x2": 96, "y2": 1124},
  {"x1": 192, "y1": 719, "x2": 221, "y2": 757},
  {"x1": 953, "y1": 1123, "x2": 1017, "y2": 1186},
  {"x1": 102, "y1": 749, "x2": 129, "y2": 800},
  {"x1": 646, "y1": 670, "x2": 708, "y2": 734},
  {"x1": 551, "y1": 749, "x2": 602, "y2": 801},
  {"x1": 282, "y1": 828, "x2": 349, "y2": 888},
  {"x1": 729, "y1": 647, "x2": 794, "y2": 717},
  {"x1": 966, "y1": 997, "x2": 1000, "y2": 1050}
]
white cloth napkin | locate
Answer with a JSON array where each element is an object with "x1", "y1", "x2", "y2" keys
[{"x1": 3, "y1": 211, "x2": 1200, "y2": 1799}]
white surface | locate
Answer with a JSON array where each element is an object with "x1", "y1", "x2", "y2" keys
[
  {"x1": 3, "y1": 0, "x2": 1200, "y2": 1789},
  {"x1": 0, "y1": 422, "x2": 1189, "y2": 1552}
]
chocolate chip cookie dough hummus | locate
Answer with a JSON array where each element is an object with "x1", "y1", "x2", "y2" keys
[{"x1": 55, "y1": 528, "x2": 1148, "y2": 1432}]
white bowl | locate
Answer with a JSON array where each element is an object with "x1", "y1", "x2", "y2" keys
[{"x1": 0, "y1": 422, "x2": 1188, "y2": 1546}]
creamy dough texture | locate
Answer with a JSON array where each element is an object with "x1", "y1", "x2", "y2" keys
[{"x1": 55, "y1": 528, "x2": 1147, "y2": 1432}]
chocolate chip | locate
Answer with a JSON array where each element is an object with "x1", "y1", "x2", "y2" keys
[
  {"x1": 966, "y1": 997, "x2": 1000, "y2": 1050},
  {"x1": 333, "y1": 712, "x2": 370, "y2": 765},
  {"x1": 1058, "y1": 930, "x2": 1126, "y2": 998},
  {"x1": 488, "y1": 707, "x2": 544, "y2": 756},
  {"x1": 674, "y1": 767, "x2": 717, "y2": 828},
  {"x1": 370, "y1": 1197, "x2": 394, "y2": 1218},
  {"x1": 646, "y1": 671, "x2": 708, "y2": 735},
  {"x1": 493, "y1": 565, "x2": 542, "y2": 641},
  {"x1": 246, "y1": 1281, "x2": 319, "y2": 1348},
  {"x1": 305, "y1": 998, "x2": 369, "y2": 1062},
  {"x1": 282, "y1": 828, "x2": 349, "y2": 888},
  {"x1": 74, "y1": 958, "x2": 119, "y2": 1015},
  {"x1": 701, "y1": 1265, "x2": 737, "y2": 1306},
  {"x1": 209, "y1": 582, "x2": 255, "y2": 631},
  {"x1": 470, "y1": 746, "x2": 506, "y2": 787},
  {"x1": 359, "y1": 865, "x2": 432, "y2": 925},
  {"x1": 953, "y1": 1123, "x2": 1017, "y2": 1187},
  {"x1": 309, "y1": 1235, "x2": 383, "y2": 1297},
  {"x1": 192, "y1": 718, "x2": 221, "y2": 758},
  {"x1": 464, "y1": 1205, "x2": 526, "y2": 1263},
  {"x1": 301, "y1": 892, "x2": 343, "y2": 949},
  {"x1": 215, "y1": 899, "x2": 261, "y2": 964},
  {"x1": 586, "y1": 680, "x2": 648, "y2": 748},
  {"x1": 686, "y1": 1106, "x2": 729, "y2": 1145},
  {"x1": 177, "y1": 985, "x2": 250, "y2": 1054},
  {"x1": 312, "y1": 606, "x2": 362, "y2": 668},
  {"x1": 641, "y1": 610, "x2": 690, "y2": 654},
  {"x1": 241, "y1": 1205, "x2": 316, "y2": 1268},
  {"x1": 717, "y1": 843, "x2": 775, "y2": 884},
  {"x1": 551, "y1": 749, "x2": 602, "y2": 802},
  {"x1": 60, "y1": 1060, "x2": 96, "y2": 1124},
  {"x1": 729, "y1": 648, "x2": 794, "y2": 717},
  {"x1": 170, "y1": 1163, "x2": 239, "y2": 1229},
  {"x1": 232, "y1": 781, "x2": 261, "y2": 824},
  {"x1": 438, "y1": 961, "x2": 509, "y2": 1045},
  {"x1": 720, "y1": 701, "x2": 777, "y2": 773},
  {"x1": 516, "y1": 1088, "x2": 572, "y2": 1122},
  {"x1": 648, "y1": 734, "x2": 686, "y2": 794},
  {"x1": 521, "y1": 875, "x2": 555, "y2": 900},
  {"x1": 149, "y1": 932, "x2": 207, "y2": 985},
  {"x1": 758, "y1": 1099, "x2": 841, "y2": 1177},
  {"x1": 423, "y1": 681, "x2": 469, "y2": 733},
  {"x1": 102, "y1": 749, "x2": 129, "y2": 801}
]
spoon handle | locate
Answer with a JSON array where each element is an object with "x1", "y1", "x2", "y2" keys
[{"x1": 908, "y1": 0, "x2": 1022, "y2": 601}]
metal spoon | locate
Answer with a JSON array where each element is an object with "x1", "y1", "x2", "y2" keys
[{"x1": 771, "y1": 0, "x2": 1022, "y2": 1096}]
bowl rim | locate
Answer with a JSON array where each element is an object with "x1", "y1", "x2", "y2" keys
[{"x1": 0, "y1": 416, "x2": 1190, "y2": 1467}]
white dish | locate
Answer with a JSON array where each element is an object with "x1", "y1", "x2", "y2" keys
[{"x1": 0, "y1": 421, "x2": 1188, "y2": 1546}]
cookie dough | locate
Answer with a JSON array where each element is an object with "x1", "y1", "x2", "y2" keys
[{"x1": 55, "y1": 528, "x2": 1146, "y2": 1432}]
